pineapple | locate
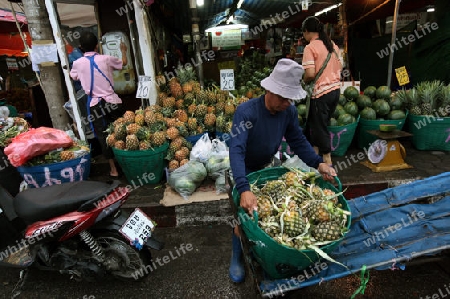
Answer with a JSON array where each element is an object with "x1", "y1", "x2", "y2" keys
[
  {"x1": 126, "y1": 123, "x2": 141, "y2": 135},
  {"x1": 206, "y1": 89, "x2": 217, "y2": 105},
  {"x1": 175, "y1": 99, "x2": 184, "y2": 109},
  {"x1": 139, "y1": 141, "x2": 152, "y2": 150},
  {"x1": 60, "y1": 150, "x2": 75, "y2": 161},
  {"x1": 282, "y1": 210, "x2": 306, "y2": 237},
  {"x1": 183, "y1": 92, "x2": 195, "y2": 107},
  {"x1": 195, "y1": 103, "x2": 208, "y2": 119},
  {"x1": 168, "y1": 159, "x2": 179, "y2": 170},
  {"x1": 216, "y1": 101, "x2": 225, "y2": 114},
  {"x1": 151, "y1": 131, "x2": 166, "y2": 147},
  {"x1": 114, "y1": 124, "x2": 127, "y2": 141},
  {"x1": 187, "y1": 117, "x2": 198, "y2": 132},
  {"x1": 438, "y1": 84, "x2": 450, "y2": 117},
  {"x1": 114, "y1": 140, "x2": 125, "y2": 150},
  {"x1": 144, "y1": 110, "x2": 157, "y2": 126},
  {"x1": 166, "y1": 127, "x2": 180, "y2": 140},
  {"x1": 207, "y1": 106, "x2": 216, "y2": 114},
  {"x1": 174, "y1": 149, "x2": 186, "y2": 162},
  {"x1": 224, "y1": 101, "x2": 236, "y2": 117},
  {"x1": 179, "y1": 158, "x2": 189, "y2": 167},
  {"x1": 215, "y1": 114, "x2": 226, "y2": 133},
  {"x1": 257, "y1": 195, "x2": 273, "y2": 219},
  {"x1": 106, "y1": 134, "x2": 116, "y2": 147},
  {"x1": 180, "y1": 146, "x2": 190, "y2": 158},
  {"x1": 162, "y1": 96, "x2": 176, "y2": 109},
  {"x1": 169, "y1": 137, "x2": 184, "y2": 152},
  {"x1": 311, "y1": 221, "x2": 343, "y2": 241},
  {"x1": 192, "y1": 81, "x2": 201, "y2": 95},
  {"x1": 134, "y1": 111, "x2": 145, "y2": 126},
  {"x1": 113, "y1": 117, "x2": 127, "y2": 127},
  {"x1": 417, "y1": 80, "x2": 442, "y2": 115},
  {"x1": 304, "y1": 200, "x2": 332, "y2": 223},
  {"x1": 196, "y1": 90, "x2": 208, "y2": 105},
  {"x1": 407, "y1": 87, "x2": 421, "y2": 115},
  {"x1": 125, "y1": 134, "x2": 139, "y2": 150},
  {"x1": 165, "y1": 117, "x2": 177, "y2": 128},
  {"x1": 135, "y1": 127, "x2": 151, "y2": 141},
  {"x1": 261, "y1": 180, "x2": 286, "y2": 202},
  {"x1": 173, "y1": 109, "x2": 188, "y2": 123},
  {"x1": 168, "y1": 78, "x2": 183, "y2": 99},
  {"x1": 283, "y1": 171, "x2": 300, "y2": 188},
  {"x1": 182, "y1": 82, "x2": 193, "y2": 94},
  {"x1": 204, "y1": 113, "x2": 216, "y2": 130},
  {"x1": 187, "y1": 103, "x2": 197, "y2": 116},
  {"x1": 123, "y1": 111, "x2": 136, "y2": 124},
  {"x1": 176, "y1": 123, "x2": 189, "y2": 137}
]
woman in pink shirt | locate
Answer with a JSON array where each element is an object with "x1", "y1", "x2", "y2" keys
[
  {"x1": 302, "y1": 16, "x2": 342, "y2": 167},
  {"x1": 70, "y1": 31, "x2": 127, "y2": 178}
]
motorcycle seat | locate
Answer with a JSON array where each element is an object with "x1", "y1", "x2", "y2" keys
[{"x1": 14, "y1": 180, "x2": 119, "y2": 224}]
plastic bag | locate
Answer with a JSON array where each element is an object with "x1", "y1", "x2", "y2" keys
[
  {"x1": 282, "y1": 153, "x2": 320, "y2": 175},
  {"x1": 4, "y1": 127, "x2": 74, "y2": 167},
  {"x1": 168, "y1": 160, "x2": 207, "y2": 200},
  {"x1": 189, "y1": 133, "x2": 212, "y2": 164},
  {"x1": 205, "y1": 139, "x2": 230, "y2": 194}
]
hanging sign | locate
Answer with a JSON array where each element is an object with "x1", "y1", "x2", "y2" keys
[
  {"x1": 212, "y1": 29, "x2": 242, "y2": 48},
  {"x1": 6, "y1": 58, "x2": 19, "y2": 70},
  {"x1": 395, "y1": 66, "x2": 410, "y2": 86},
  {"x1": 302, "y1": 0, "x2": 309, "y2": 11},
  {"x1": 220, "y1": 69, "x2": 235, "y2": 91},
  {"x1": 136, "y1": 75, "x2": 153, "y2": 99}
]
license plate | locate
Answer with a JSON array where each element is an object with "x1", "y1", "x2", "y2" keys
[{"x1": 119, "y1": 208, "x2": 155, "y2": 246}]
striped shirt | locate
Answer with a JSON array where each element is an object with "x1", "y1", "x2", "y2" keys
[{"x1": 302, "y1": 39, "x2": 342, "y2": 99}]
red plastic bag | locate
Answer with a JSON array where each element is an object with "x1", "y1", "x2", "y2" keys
[{"x1": 4, "y1": 127, "x2": 73, "y2": 167}]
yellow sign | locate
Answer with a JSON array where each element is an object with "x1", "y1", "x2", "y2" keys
[{"x1": 395, "y1": 66, "x2": 410, "y2": 86}]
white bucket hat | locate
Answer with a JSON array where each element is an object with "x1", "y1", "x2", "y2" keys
[{"x1": 260, "y1": 58, "x2": 307, "y2": 100}]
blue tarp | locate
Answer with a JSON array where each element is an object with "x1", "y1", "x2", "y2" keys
[{"x1": 259, "y1": 172, "x2": 450, "y2": 295}]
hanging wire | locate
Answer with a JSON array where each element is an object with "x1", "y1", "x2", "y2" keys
[
  {"x1": 348, "y1": 0, "x2": 391, "y2": 27},
  {"x1": 9, "y1": 2, "x2": 42, "y2": 86}
]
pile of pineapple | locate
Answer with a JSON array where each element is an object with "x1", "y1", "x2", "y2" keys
[
  {"x1": 402, "y1": 80, "x2": 450, "y2": 117},
  {"x1": 155, "y1": 65, "x2": 250, "y2": 136},
  {"x1": 24, "y1": 140, "x2": 90, "y2": 166},
  {"x1": 252, "y1": 168, "x2": 351, "y2": 251}
]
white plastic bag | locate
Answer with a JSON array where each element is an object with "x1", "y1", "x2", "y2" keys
[
  {"x1": 205, "y1": 139, "x2": 230, "y2": 194},
  {"x1": 282, "y1": 153, "x2": 319, "y2": 175},
  {"x1": 189, "y1": 133, "x2": 212, "y2": 164}
]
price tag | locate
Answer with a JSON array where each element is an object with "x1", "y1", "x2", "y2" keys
[
  {"x1": 220, "y1": 69, "x2": 235, "y2": 91},
  {"x1": 136, "y1": 75, "x2": 153, "y2": 99},
  {"x1": 119, "y1": 208, "x2": 155, "y2": 246},
  {"x1": 395, "y1": 66, "x2": 410, "y2": 86}
]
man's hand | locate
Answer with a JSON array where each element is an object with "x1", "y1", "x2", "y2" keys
[
  {"x1": 240, "y1": 190, "x2": 258, "y2": 214},
  {"x1": 318, "y1": 163, "x2": 337, "y2": 182},
  {"x1": 120, "y1": 42, "x2": 127, "y2": 53}
]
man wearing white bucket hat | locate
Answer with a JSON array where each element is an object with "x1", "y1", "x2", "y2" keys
[{"x1": 228, "y1": 58, "x2": 336, "y2": 283}]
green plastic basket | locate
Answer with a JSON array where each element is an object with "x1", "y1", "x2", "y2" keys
[
  {"x1": 328, "y1": 116, "x2": 360, "y2": 157},
  {"x1": 357, "y1": 111, "x2": 408, "y2": 149},
  {"x1": 408, "y1": 114, "x2": 450, "y2": 151},
  {"x1": 112, "y1": 143, "x2": 168, "y2": 185},
  {"x1": 231, "y1": 167, "x2": 351, "y2": 279}
]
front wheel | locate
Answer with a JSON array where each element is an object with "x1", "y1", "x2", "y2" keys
[{"x1": 95, "y1": 232, "x2": 152, "y2": 281}]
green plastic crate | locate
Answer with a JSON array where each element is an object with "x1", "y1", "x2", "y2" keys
[
  {"x1": 408, "y1": 114, "x2": 450, "y2": 151},
  {"x1": 113, "y1": 143, "x2": 168, "y2": 185},
  {"x1": 231, "y1": 167, "x2": 351, "y2": 279},
  {"x1": 357, "y1": 111, "x2": 408, "y2": 149},
  {"x1": 328, "y1": 116, "x2": 360, "y2": 157}
]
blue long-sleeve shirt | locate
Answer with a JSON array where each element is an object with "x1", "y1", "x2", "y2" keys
[{"x1": 229, "y1": 95, "x2": 323, "y2": 194}]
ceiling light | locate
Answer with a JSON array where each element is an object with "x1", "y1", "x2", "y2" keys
[
  {"x1": 427, "y1": 7, "x2": 435, "y2": 12},
  {"x1": 315, "y1": 3, "x2": 342, "y2": 17},
  {"x1": 205, "y1": 24, "x2": 248, "y2": 33},
  {"x1": 196, "y1": 0, "x2": 204, "y2": 6},
  {"x1": 237, "y1": 0, "x2": 244, "y2": 9}
]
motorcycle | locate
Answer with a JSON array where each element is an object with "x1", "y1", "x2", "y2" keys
[{"x1": 0, "y1": 179, "x2": 164, "y2": 283}]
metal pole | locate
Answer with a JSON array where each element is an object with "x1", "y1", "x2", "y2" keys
[
  {"x1": 190, "y1": 0, "x2": 204, "y2": 87},
  {"x1": 387, "y1": 0, "x2": 401, "y2": 88}
]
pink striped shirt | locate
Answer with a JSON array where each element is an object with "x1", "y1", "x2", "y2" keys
[{"x1": 70, "y1": 52, "x2": 123, "y2": 107}]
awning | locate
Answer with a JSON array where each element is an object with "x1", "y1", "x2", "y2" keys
[
  {"x1": 0, "y1": 32, "x2": 31, "y2": 57},
  {"x1": 0, "y1": 8, "x2": 27, "y2": 23}
]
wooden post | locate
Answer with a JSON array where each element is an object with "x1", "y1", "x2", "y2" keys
[
  {"x1": 387, "y1": 0, "x2": 402, "y2": 88},
  {"x1": 44, "y1": 0, "x2": 85, "y2": 140},
  {"x1": 340, "y1": 0, "x2": 349, "y2": 78}
]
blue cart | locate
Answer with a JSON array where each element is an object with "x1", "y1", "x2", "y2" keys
[{"x1": 228, "y1": 172, "x2": 450, "y2": 298}]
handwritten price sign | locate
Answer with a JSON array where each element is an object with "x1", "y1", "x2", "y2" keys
[
  {"x1": 220, "y1": 69, "x2": 235, "y2": 91},
  {"x1": 395, "y1": 66, "x2": 410, "y2": 86},
  {"x1": 136, "y1": 75, "x2": 153, "y2": 99}
]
